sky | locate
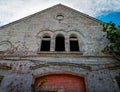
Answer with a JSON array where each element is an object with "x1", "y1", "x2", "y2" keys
[{"x1": 0, "y1": 0, "x2": 120, "y2": 27}]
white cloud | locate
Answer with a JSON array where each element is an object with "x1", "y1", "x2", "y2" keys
[{"x1": 0, "y1": 0, "x2": 120, "y2": 26}]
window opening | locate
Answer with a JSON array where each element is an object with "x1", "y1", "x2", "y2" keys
[
  {"x1": 70, "y1": 35, "x2": 79, "y2": 51},
  {"x1": 41, "y1": 36, "x2": 50, "y2": 51},
  {"x1": 55, "y1": 35, "x2": 65, "y2": 51}
]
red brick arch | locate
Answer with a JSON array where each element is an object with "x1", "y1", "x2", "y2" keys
[{"x1": 34, "y1": 72, "x2": 87, "y2": 92}]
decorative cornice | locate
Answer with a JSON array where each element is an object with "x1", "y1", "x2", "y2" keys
[{"x1": 0, "y1": 54, "x2": 114, "y2": 59}]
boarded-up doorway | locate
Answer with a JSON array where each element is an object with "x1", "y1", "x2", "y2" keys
[{"x1": 34, "y1": 73, "x2": 86, "y2": 92}]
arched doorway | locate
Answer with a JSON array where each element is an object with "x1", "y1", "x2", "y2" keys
[{"x1": 33, "y1": 73, "x2": 86, "y2": 92}]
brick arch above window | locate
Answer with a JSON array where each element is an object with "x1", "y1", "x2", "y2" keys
[
  {"x1": 36, "y1": 30, "x2": 54, "y2": 38},
  {"x1": 42, "y1": 33, "x2": 51, "y2": 38},
  {"x1": 54, "y1": 31, "x2": 66, "y2": 38},
  {"x1": 67, "y1": 30, "x2": 85, "y2": 38},
  {"x1": 69, "y1": 34, "x2": 78, "y2": 38}
]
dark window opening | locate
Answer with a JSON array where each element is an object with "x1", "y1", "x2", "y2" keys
[
  {"x1": 41, "y1": 35, "x2": 50, "y2": 51},
  {"x1": 70, "y1": 35, "x2": 79, "y2": 51},
  {"x1": 41, "y1": 40, "x2": 50, "y2": 51},
  {"x1": 70, "y1": 40, "x2": 79, "y2": 51},
  {"x1": 55, "y1": 36, "x2": 65, "y2": 51}
]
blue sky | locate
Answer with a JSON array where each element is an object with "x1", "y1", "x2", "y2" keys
[
  {"x1": 0, "y1": 0, "x2": 120, "y2": 27},
  {"x1": 97, "y1": 12, "x2": 120, "y2": 26}
]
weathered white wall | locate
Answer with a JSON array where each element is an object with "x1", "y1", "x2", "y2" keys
[
  {"x1": 0, "y1": 4, "x2": 108, "y2": 56},
  {"x1": 0, "y1": 58, "x2": 119, "y2": 92}
]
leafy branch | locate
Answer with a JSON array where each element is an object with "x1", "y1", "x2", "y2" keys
[{"x1": 103, "y1": 21, "x2": 120, "y2": 61}]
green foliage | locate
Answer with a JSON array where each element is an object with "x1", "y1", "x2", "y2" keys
[{"x1": 103, "y1": 21, "x2": 120, "y2": 57}]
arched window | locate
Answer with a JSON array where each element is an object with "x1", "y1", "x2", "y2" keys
[
  {"x1": 69, "y1": 35, "x2": 79, "y2": 51},
  {"x1": 55, "y1": 34, "x2": 65, "y2": 51},
  {"x1": 41, "y1": 35, "x2": 51, "y2": 51}
]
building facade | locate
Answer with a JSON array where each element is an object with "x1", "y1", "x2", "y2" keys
[{"x1": 0, "y1": 4, "x2": 120, "y2": 92}]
